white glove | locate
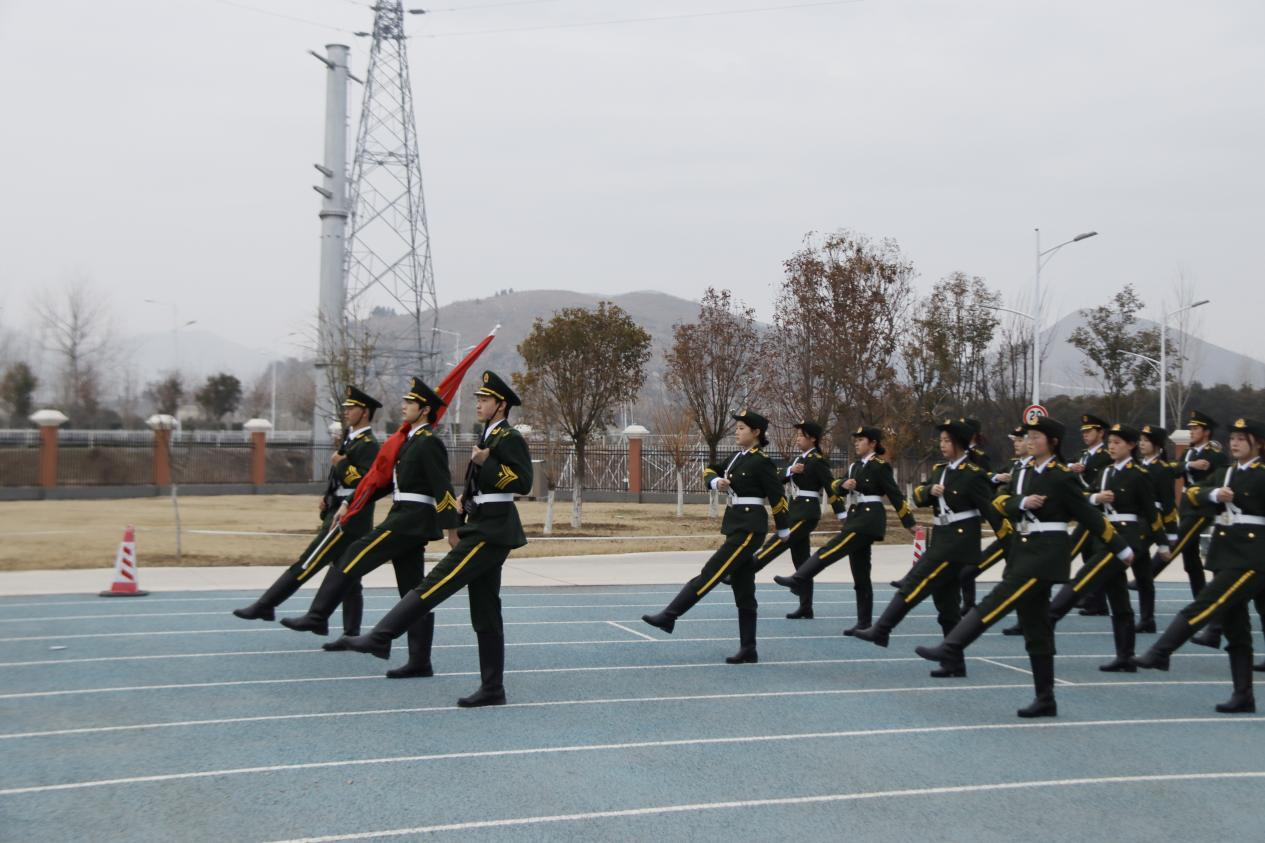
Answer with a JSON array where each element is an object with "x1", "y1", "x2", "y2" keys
[{"x1": 777, "y1": 528, "x2": 790, "y2": 540}]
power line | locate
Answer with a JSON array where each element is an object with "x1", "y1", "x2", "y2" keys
[
  {"x1": 426, "y1": 0, "x2": 586, "y2": 11},
  {"x1": 202, "y1": 0, "x2": 356, "y2": 33},
  {"x1": 420, "y1": 0, "x2": 866, "y2": 38}
]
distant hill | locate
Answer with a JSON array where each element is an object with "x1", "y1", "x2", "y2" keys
[{"x1": 1042, "y1": 313, "x2": 1265, "y2": 393}]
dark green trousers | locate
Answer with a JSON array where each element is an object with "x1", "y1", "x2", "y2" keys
[
  {"x1": 1173, "y1": 568, "x2": 1265, "y2": 650},
  {"x1": 407, "y1": 533, "x2": 513, "y2": 633},
  {"x1": 976, "y1": 572, "x2": 1056, "y2": 656}
]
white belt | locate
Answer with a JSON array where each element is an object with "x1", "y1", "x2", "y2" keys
[
  {"x1": 473, "y1": 493, "x2": 515, "y2": 504},
  {"x1": 334, "y1": 488, "x2": 354, "y2": 498},
  {"x1": 793, "y1": 490, "x2": 821, "y2": 499},
  {"x1": 933, "y1": 509, "x2": 980, "y2": 526},
  {"x1": 1019, "y1": 520, "x2": 1070, "y2": 534},
  {"x1": 853, "y1": 495, "x2": 883, "y2": 504},
  {"x1": 729, "y1": 497, "x2": 765, "y2": 506},
  {"x1": 1219, "y1": 512, "x2": 1265, "y2": 527},
  {"x1": 1106, "y1": 513, "x2": 1139, "y2": 523},
  {"x1": 393, "y1": 492, "x2": 436, "y2": 505}
]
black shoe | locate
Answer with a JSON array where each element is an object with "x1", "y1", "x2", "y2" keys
[
  {"x1": 1130, "y1": 650, "x2": 1170, "y2": 671},
  {"x1": 232, "y1": 602, "x2": 275, "y2": 622},
  {"x1": 1100, "y1": 615, "x2": 1137, "y2": 672},
  {"x1": 785, "y1": 607, "x2": 813, "y2": 620},
  {"x1": 726, "y1": 609, "x2": 758, "y2": 663},
  {"x1": 1130, "y1": 614, "x2": 1194, "y2": 671},
  {"x1": 457, "y1": 687, "x2": 507, "y2": 708},
  {"x1": 1192, "y1": 626, "x2": 1223, "y2": 650},
  {"x1": 1017, "y1": 654, "x2": 1057, "y2": 718},
  {"x1": 1127, "y1": 581, "x2": 1139, "y2": 592},
  {"x1": 930, "y1": 663, "x2": 966, "y2": 678},
  {"x1": 851, "y1": 625, "x2": 890, "y2": 647},
  {"x1": 1099, "y1": 657, "x2": 1137, "y2": 673},
  {"x1": 279, "y1": 614, "x2": 329, "y2": 636},
  {"x1": 1078, "y1": 607, "x2": 1109, "y2": 617},
  {"x1": 1017, "y1": 697, "x2": 1058, "y2": 717},
  {"x1": 344, "y1": 633, "x2": 391, "y2": 660},
  {"x1": 1254, "y1": 659, "x2": 1265, "y2": 673},
  {"x1": 386, "y1": 662, "x2": 434, "y2": 678},
  {"x1": 915, "y1": 609, "x2": 985, "y2": 673},
  {"x1": 773, "y1": 574, "x2": 804, "y2": 596},
  {"x1": 888, "y1": 579, "x2": 901, "y2": 588},
  {"x1": 1001, "y1": 623, "x2": 1023, "y2": 636},
  {"x1": 1215, "y1": 649, "x2": 1256, "y2": 713},
  {"x1": 725, "y1": 647, "x2": 758, "y2": 664},
  {"x1": 642, "y1": 612, "x2": 675, "y2": 634},
  {"x1": 1133, "y1": 618, "x2": 1157, "y2": 634},
  {"x1": 850, "y1": 596, "x2": 907, "y2": 647},
  {"x1": 322, "y1": 636, "x2": 355, "y2": 651},
  {"x1": 385, "y1": 614, "x2": 435, "y2": 677}
]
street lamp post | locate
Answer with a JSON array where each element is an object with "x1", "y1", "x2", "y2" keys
[
  {"x1": 1033, "y1": 229, "x2": 1098, "y2": 406},
  {"x1": 1119, "y1": 350, "x2": 1163, "y2": 422},
  {"x1": 1159, "y1": 299, "x2": 1210, "y2": 428},
  {"x1": 144, "y1": 299, "x2": 197, "y2": 373}
]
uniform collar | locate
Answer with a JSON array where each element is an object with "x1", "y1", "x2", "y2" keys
[
  {"x1": 1033, "y1": 456, "x2": 1055, "y2": 473},
  {"x1": 1113, "y1": 458, "x2": 1130, "y2": 470},
  {"x1": 860, "y1": 452, "x2": 875, "y2": 464},
  {"x1": 1018, "y1": 456, "x2": 1033, "y2": 466},
  {"x1": 801, "y1": 448, "x2": 816, "y2": 459},
  {"x1": 947, "y1": 454, "x2": 967, "y2": 470},
  {"x1": 408, "y1": 423, "x2": 430, "y2": 440},
  {"x1": 482, "y1": 419, "x2": 506, "y2": 442},
  {"x1": 1237, "y1": 457, "x2": 1260, "y2": 471},
  {"x1": 1086, "y1": 442, "x2": 1104, "y2": 455},
  {"x1": 346, "y1": 425, "x2": 372, "y2": 441}
]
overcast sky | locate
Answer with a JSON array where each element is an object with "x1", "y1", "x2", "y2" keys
[{"x1": 1, "y1": 0, "x2": 1261, "y2": 367}]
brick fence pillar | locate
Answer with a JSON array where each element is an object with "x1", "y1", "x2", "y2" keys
[
  {"x1": 623, "y1": 424, "x2": 649, "y2": 500},
  {"x1": 147, "y1": 414, "x2": 178, "y2": 487},
  {"x1": 29, "y1": 409, "x2": 69, "y2": 489},
  {"x1": 244, "y1": 419, "x2": 274, "y2": 486}
]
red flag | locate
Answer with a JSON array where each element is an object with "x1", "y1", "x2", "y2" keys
[{"x1": 342, "y1": 325, "x2": 499, "y2": 523}]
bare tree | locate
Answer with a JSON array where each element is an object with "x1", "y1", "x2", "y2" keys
[
  {"x1": 665, "y1": 288, "x2": 763, "y2": 465},
  {"x1": 516, "y1": 302, "x2": 652, "y2": 527},
  {"x1": 32, "y1": 278, "x2": 114, "y2": 421},
  {"x1": 1166, "y1": 270, "x2": 1205, "y2": 423},
  {"x1": 649, "y1": 398, "x2": 696, "y2": 516}
]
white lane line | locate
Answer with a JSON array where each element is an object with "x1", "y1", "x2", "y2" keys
[
  {"x1": 972, "y1": 656, "x2": 1075, "y2": 686},
  {"x1": 265, "y1": 770, "x2": 1265, "y2": 842},
  {"x1": 606, "y1": 621, "x2": 657, "y2": 641},
  {"x1": 0, "y1": 682, "x2": 1240, "y2": 742},
  {"x1": 2, "y1": 718, "x2": 1259, "y2": 797}
]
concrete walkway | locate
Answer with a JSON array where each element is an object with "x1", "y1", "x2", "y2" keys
[{"x1": 0, "y1": 544, "x2": 1194, "y2": 595}]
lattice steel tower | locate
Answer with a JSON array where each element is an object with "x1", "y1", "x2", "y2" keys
[{"x1": 344, "y1": 1, "x2": 438, "y2": 379}]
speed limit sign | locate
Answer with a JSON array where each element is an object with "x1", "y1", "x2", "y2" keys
[{"x1": 1023, "y1": 404, "x2": 1048, "y2": 426}]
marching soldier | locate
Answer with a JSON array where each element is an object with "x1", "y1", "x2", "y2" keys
[
  {"x1": 345, "y1": 371, "x2": 533, "y2": 707},
  {"x1": 748, "y1": 420, "x2": 834, "y2": 619},
  {"x1": 959, "y1": 425, "x2": 1029, "y2": 612},
  {"x1": 643, "y1": 410, "x2": 790, "y2": 663},
  {"x1": 1133, "y1": 417, "x2": 1265, "y2": 714},
  {"x1": 1150, "y1": 410, "x2": 1227, "y2": 599},
  {"x1": 280, "y1": 377, "x2": 459, "y2": 679},
  {"x1": 852, "y1": 418, "x2": 1003, "y2": 678},
  {"x1": 230, "y1": 385, "x2": 380, "y2": 644},
  {"x1": 773, "y1": 425, "x2": 916, "y2": 635},
  {"x1": 1045, "y1": 424, "x2": 1161, "y2": 672},
  {"x1": 915, "y1": 416, "x2": 1135, "y2": 718},
  {"x1": 1133, "y1": 424, "x2": 1179, "y2": 632},
  {"x1": 1069, "y1": 413, "x2": 1114, "y2": 616},
  {"x1": 965, "y1": 417, "x2": 992, "y2": 473}
]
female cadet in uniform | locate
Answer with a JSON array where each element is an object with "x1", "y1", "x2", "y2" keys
[
  {"x1": 1134, "y1": 424, "x2": 1179, "y2": 633},
  {"x1": 280, "y1": 378, "x2": 458, "y2": 679},
  {"x1": 1133, "y1": 417, "x2": 1265, "y2": 714},
  {"x1": 958, "y1": 426, "x2": 1029, "y2": 613},
  {"x1": 1151, "y1": 410, "x2": 1227, "y2": 598},
  {"x1": 1045, "y1": 424, "x2": 1160, "y2": 672},
  {"x1": 773, "y1": 426, "x2": 916, "y2": 635},
  {"x1": 853, "y1": 419, "x2": 1003, "y2": 678},
  {"x1": 231, "y1": 386, "x2": 380, "y2": 640},
  {"x1": 748, "y1": 420, "x2": 834, "y2": 619},
  {"x1": 915, "y1": 417, "x2": 1134, "y2": 718},
  {"x1": 642, "y1": 410, "x2": 791, "y2": 664},
  {"x1": 346, "y1": 371, "x2": 534, "y2": 708}
]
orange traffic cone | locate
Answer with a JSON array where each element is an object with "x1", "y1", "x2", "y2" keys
[{"x1": 100, "y1": 525, "x2": 148, "y2": 597}]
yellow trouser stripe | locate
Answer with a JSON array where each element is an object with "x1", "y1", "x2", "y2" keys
[
  {"x1": 1072, "y1": 553, "x2": 1114, "y2": 593},
  {"x1": 981, "y1": 577, "x2": 1039, "y2": 625},
  {"x1": 420, "y1": 541, "x2": 486, "y2": 601},
  {"x1": 342, "y1": 530, "x2": 393, "y2": 574},
  {"x1": 1068, "y1": 530, "x2": 1089, "y2": 560},
  {"x1": 298, "y1": 533, "x2": 343, "y2": 581},
  {"x1": 977, "y1": 546, "x2": 1005, "y2": 571},
  {"x1": 1189, "y1": 570, "x2": 1257, "y2": 626},
  {"x1": 698, "y1": 533, "x2": 755, "y2": 595},
  {"x1": 905, "y1": 561, "x2": 950, "y2": 603},
  {"x1": 819, "y1": 531, "x2": 856, "y2": 561},
  {"x1": 1172, "y1": 517, "x2": 1207, "y2": 556},
  {"x1": 754, "y1": 521, "x2": 805, "y2": 561}
]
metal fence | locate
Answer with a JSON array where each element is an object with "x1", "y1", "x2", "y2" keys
[{"x1": 0, "y1": 440, "x2": 41, "y2": 487}]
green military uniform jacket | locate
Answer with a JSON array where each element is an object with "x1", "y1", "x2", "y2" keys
[
  {"x1": 379, "y1": 424, "x2": 459, "y2": 540},
  {"x1": 1187, "y1": 458, "x2": 1265, "y2": 573},
  {"x1": 1075, "y1": 443, "x2": 1113, "y2": 490},
  {"x1": 1086, "y1": 459, "x2": 1162, "y2": 550},
  {"x1": 1141, "y1": 455, "x2": 1180, "y2": 547},
  {"x1": 993, "y1": 457, "x2": 1130, "y2": 582},
  {"x1": 912, "y1": 457, "x2": 1004, "y2": 552},
  {"x1": 969, "y1": 446, "x2": 992, "y2": 474},
  {"x1": 1179, "y1": 441, "x2": 1229, "y2": 518},
  {"x1": 461, "y1": 420, "x2": 534, "y2": 548},
  {"x1": 703, "y1": 449, "x2": 791, "y2": 536},
  {"x1": 827, "y1": 454, "x2": 915, "y2": 540},
  {"x1": 782, "y1": 447, "x2": 834, "y2": 524},
  {"x1": 332, "y1": 426, "x2": 380, "y2": 535}
]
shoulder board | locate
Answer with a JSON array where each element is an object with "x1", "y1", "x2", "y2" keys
[
  {"x1": 873, "y1": 457, "x2": 887, "y2": 464},
  {"x1": 1133, "y1": 462, "x2": 1148, "y2": 473},
  {"x1": 932, "y1": 462, "x2": 946, "y2": 471},
  {"x1": 1209, "y1": 441, "x2": 1223, "y2": 452},
  {"x1": 1054, "y1": 462, "x2": 1070, "y2": 472},
  {"x1": 1254, "y1": 463, "x2": 1265, "y2": 470},
  {"x1": 964, "y1": 463, "x2": 980, "y2": 472}
]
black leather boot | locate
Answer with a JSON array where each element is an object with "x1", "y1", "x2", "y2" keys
[
  {"x1": 457, "y1": 630, "x2": 507, "y2": 708},
  {"x1": 773, "y1": 553, "x2": 829, "y2": 597},
  {"x1": 1215, "y1": 649, "x2": 1256, "y2": 713},
  {"x1": 851, "y1": 595, "x2": 910, "y2": 647},
  {"x1": 232, "y1": 568, "x2": 303, "y2": 622},
  {"x1": 1047, "y1": 583, "x2": 1081, "y2": 626},
  {"x1": 726, "y1": 609, "x2": 758, "y2": 664},
  {"x1": 842, "y1": 588, "x2": 874, "y2": 636},
  {"x1": 279, "y1": 567, "x2": 353, "y2": 636},
  {"x1": 386, "y1": 612, "x2": 436, "y2": 678},
  {"x1": 1130, "y1": 617, "x2": 1197, "y2": 671},
  {"x1": 786, "y1": 574, "x2": 813, "y2": 619},
  {"x1": 1001, "y1": 622, "x2": 1023, "y2": 636},
  {"x1": 1077, "y1": 590, "x2": 1109, "y2": 616},
  {"x1": 345, "y1": 594, "x2": 426, "y2": 660},
  {"x1": 1134, "y1": 580, "x2": 1156, "y2": 633},
  {"x1": 323, "y1": 583, "x2": 367, "y2": 651},
  {"x1": 960, "y1": 574, "x2": 977, "y2": 614},
  {"x1": 1192, "y1": 623, "x2": 1223, "y2": 650},
  {"x1": 915, "y1": 608, "x2": 986, "y2": 675},
  {"x1": 1100, "y1": 615, "x2": 1138, "y2": 672},
  {"x1": 1017, "y1": 654, "x2": 1058, "y2": 718},
  {"x1": 641, "y1": 583, "x2": 699, "y2": 634}
]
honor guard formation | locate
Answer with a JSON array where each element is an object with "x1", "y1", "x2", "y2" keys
[{"x1": 231, "y1": 378, "x2": 1265, "y2": 719}]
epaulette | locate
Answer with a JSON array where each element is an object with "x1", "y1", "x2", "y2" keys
[
  {"x1": 1053, "y1": 462, "x2": 1069, "y2": 472},
  {"x1": 932, "y1": 462, "x2": 946, "y2": 471},
  {"x1": 874, "y1": 457, "x2": 887, "y2": 464},
  {"x1": 355, "y1": 432, "x2": 372, "y2": 442},
  {"x1": 965, "y1": 463, "x2": 981, "y2": 472},
  {"x1": 1209, "y1": 441, "x2": 1223, "y2": 452}
]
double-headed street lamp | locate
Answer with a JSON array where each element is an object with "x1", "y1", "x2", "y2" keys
[{"x1": 1158, "y1": 299, "x2": 1210, "y2": 428}]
